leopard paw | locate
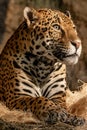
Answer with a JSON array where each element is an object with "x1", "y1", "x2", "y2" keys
[
  {"x1": 68, "y1": 116, "x2": 85, "y2": 126},
  {"x1": 57, "y1": 109, "x2": 85, "y2": 126},
  {"x1": 43, "y1": 110, "x2": 58, "y2": 124}
]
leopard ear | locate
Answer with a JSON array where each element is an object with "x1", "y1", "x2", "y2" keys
[
  {"x1": 24, "y1": 7, "x2": 38, "y2": 26},
  {"x1": 65, "y1": 10, "x2": 71, "y2": 18}
]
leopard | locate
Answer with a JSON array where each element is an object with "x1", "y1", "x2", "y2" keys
[{"x1": 0, "y1": 7, "x2": 85, "y2": 126}]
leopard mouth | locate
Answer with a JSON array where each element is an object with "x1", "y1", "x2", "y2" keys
[
  {"x1": 52, "y1": 41, "x2": 81, "y2": 63},
  {"x1": 63, "y1": 53, "x2": 79, "y2": 58},
  {"x1": 53, "y1": 51, "x2": 79, "y2": 64},
  {"x1": 53, "y1": 51, "x2": 78, "y2": 60},
  {"x1": 63, "y1": 53, "x2": 79, "y2": 65}
]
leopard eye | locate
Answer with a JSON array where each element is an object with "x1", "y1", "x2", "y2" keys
[{"x1": 53, "y1": 24, "x2": 60, "y2": 30}]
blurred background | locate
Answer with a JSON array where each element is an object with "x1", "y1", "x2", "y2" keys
[{"x1": 0, "y1": 0, "x2": 87, "y2": 90}]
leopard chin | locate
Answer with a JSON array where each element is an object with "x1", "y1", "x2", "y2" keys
[
  {"x1": 53, "y1": 50, "x2": 79, "y2": 65},
  {"x1": 63, "y1": 54, "x2": 79, "y2": 65}
]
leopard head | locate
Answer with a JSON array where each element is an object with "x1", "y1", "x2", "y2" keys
[{"x1": 24, "y1": 7, "x2": 82, "y2": 65}]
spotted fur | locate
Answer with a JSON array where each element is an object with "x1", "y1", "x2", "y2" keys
[{"x1": 0, "y1": 7, "x2": 85, "y2": 125}]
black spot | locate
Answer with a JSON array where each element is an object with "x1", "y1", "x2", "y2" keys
[
  {"x1": 33, "y1": 29, "x2": 36, "y2": 36},
  {"x1": 13, "y1": 54, "x2": 17, "y2": 57},
  {"x1": 38, "y1": 100, "x2": 42, "y2": 104},
  {"x1": 0, "y1": 90, "x2": 4, "y2": 94},
  {"x1": 24, "y1": 66, "x2": 29, "y2": 70},
  {"x1": 37, "y1": 51, "x2": 44, "y2": 55},
  {"x1": 22, "y1": 81, "x2": 32, "y2": 87},
  {"x1": 45, "y1": 99, "x2": 48, "y2": 101},
  {"x1": 36, "y1": 35, "x2": 39, "y2": 41},
  {"x1": 15, "y1": 82, "x2": 19, "y2": 86},
  {"x1": 41, "y1": 76, "x2": 46, "y2": 79},
  {"x1": 52, "y1": 85, "x2": 58, "y2": 88},
  {"x1": 31, "y1": 32, "x2": 33, "y2": 37},
  {"x1": 21, "y1": 60, "x2": 28, "y2": 64},
  {"x1": 33, "y1": 59, "x2": 38, "y2": 66},
  {"x1": 36, "y1": 26, "x2": 40, "y2": 31},
  {"x1": 15, "y1": 41, "x2": 18, "y2": 44},
  {"x1": 53, "y1": 74, "x2": 59, "y2": 78},
  {"x1": 49, "y1": 91, "x2": 64, "y2": 98},
  {"x1": 13, "y1": 61, "x2": 20, "y2": 68},
  {"x1": 16, "y1": 50, "x2": 19, "y2": 53},
  {"x1": 2, "y1": 96, "x2": 6, "y2": 102},
  {"x1": 47, "y1": 18, "x2": 52, "y2": 21},
  {"x1": 10, "y1": 90, "x2": 13, "y2": 93},
  {"x1": 20, "y1": 76, "x2": 26, "y2": 79},
  {"x1": 44, "y1": 22, "x2": 49, "y2": 26},
  {"x1": 24, "y1": 44, "x2": 26, "y2": 49},
  {"x1": 25, "y1": 51, "x2": 36, "y2": 60},
  {"x1": 20, "y1": 100, "x2": 25, "y2": 106},
  {"x1": 36, "y1": 45, "x2": 40, "y2": 49},
  {"x1": 22, "y1": 69, "x2": 31, "y2": 76},
  {"x1": 39, "y1": 67, "x2": 43, "y2": 70},
  {"x1": 16, "y1": 107, "x2": 20, "y2": 109},
  {"x1": 37, "y1": 74, "x2": 40, "y2": 77},
  {"x1": 30, "y1": 70, "x2": 37, "y2": 77},
  {"x1": 55, "y1": 78, "x2": 64, "y2": 82},
  {"x1": 32, "y1": 40, "x2": 35, "y2": 45},
  {"x1": 22, "y1": 37, "x2": 26, "y2": 40},
  {"x1": 38, "y1": 112, "x2": 41, "y2": 115},
  {"x1": 42, "y1": 27, "x2": 47, "y2": 32},
  {"x1": 46, "y1": 39, "x2": 53, "y2": 42},
  {"x1": 29, "y1": 100, "x2": 34, "y2": 105},
  {"x1": 42, "y1": 106, "x2": 45, "y2": 109},
  {"x1": 61, "y1": 85, "x2": 64, "y2": 87},
  {"x1": 29, "y1": 46, "x2": 34, "y2": 52},
  {"x1": 46, "y1": 79, "x2": 51, "y2": 83},
  {"x1": 16, "y1": 58, "x2": 19, "y2": 60},
  {"x1": 23, "y1": 89, "x2": 32, "y2": 94},
  {"x1": 36, "y1": 68, "x2": 39, "y2": 72},
  {"x1": 65, "y1": 87, "x2": 68, "y2": 90},
  {"x1": 21, "y1": 31, "x2": 23, "y2": 35},
  {"x1": 16, "y1": 45, "x2": 19, "y2": 50},
  {"x1": 34, "y1": 106, "x2": 36, "y2": 110},
  {"x1": 39, "y1": 33, "x2": 44, "y2": 39},
  {"x1": 49, "y1": 31, "x2": 52, "y2": 36},
  {"x1": 14, "y1": 88, "x2": 20, "y2": 92},
  {"x1": 12, "y1": 103, "x2": 18, "y2": 108},
  {"x1": 42, "y1": 41, "x2": 46, "y2": 46}
]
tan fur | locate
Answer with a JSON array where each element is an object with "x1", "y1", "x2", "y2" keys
[{"x1": 66, "y1": 82, "x2": 87, "y2": 119}]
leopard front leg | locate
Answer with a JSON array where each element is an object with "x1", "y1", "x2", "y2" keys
[
  {"x1": 50, "y1": 96, "x2": 85, "y2": 126},
  {"x1": 6, "y1": 89, "x2": 77, "y2": 125},
  {"x1": 7, "y1": 96, "x2": 58, "y2": 124},
  {"x1": 41, "y1": 63, "x2": 85, "y2": 126},
  {"x1": 5, "y1": 93, "x2": 85, "y2": 125},
  {"x1": 30, "y1": 97, "x2": 58, "y2": 124}
]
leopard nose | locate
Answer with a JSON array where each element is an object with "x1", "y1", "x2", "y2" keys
[{"x1": 71, "y1": 40, "x2": 81, "y2": 49}]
